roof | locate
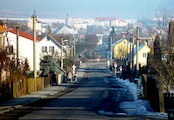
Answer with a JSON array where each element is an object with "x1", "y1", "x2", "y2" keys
[
  {"x1": 54, "y1": 26, "x2": 77, "y2": 35},
  {"x1": 120, "y1": 20, "x2": 127, "y2": 23},
  {"x1": 0, "y1": 25, "x2": 7, "y2": 33},
  {"x1": 169, "y1": 21, "x2": 174, "y2": 23},
  {"x1": 41, "y1": 34, "x2": 67, "y2": 53},
  {"x1": 8, "y1": 27, "x2": 41, "y2": 41},
  {"x1": 95, "y1": 17, "x2": 119, "y2": 21},
  {"x1": 133, "y1": 44, "x2": 150, "y2": 56},
  {"x1": 112, "y1": 38, "x2": 126, "y2": 47}
]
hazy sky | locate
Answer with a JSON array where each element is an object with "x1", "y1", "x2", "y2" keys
[{"x1": 0, "y1": 0, "x2": 174, "y2": 19}]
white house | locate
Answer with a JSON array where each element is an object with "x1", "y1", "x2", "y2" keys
[
  {"x1": 6, "y1": 27, "x2": 66, "y2": 71},
  {"x1": 38, "y1": 34, "x2": 67, "y2": 60},
  {"x1": 7, "y1": 27, "x2": 41, "y2": 71}
]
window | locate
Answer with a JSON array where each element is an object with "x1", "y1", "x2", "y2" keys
[
  {"x1": 143, "y1": 53, "x2": 147, "y2": 58},
  {"x1": 49, "y1": 46, "x2": 54, "y2": 53},
  {"x1": 41, "y1": 46, "x2": 47, "y2": 52}
]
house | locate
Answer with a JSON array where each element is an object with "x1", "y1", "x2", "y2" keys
[
  {"x1": 0, "y1": 25, "x2": 7, "y2": 47},
  {"x1": 133, "y1": 44, "x2": 151, "y2": 67},
  {"x1": 53, "y1": 26, "x2": 77, "y2": 35},
  {"x1": 7, "y1": 27, "x2": 67, "y2": 71},
  {"x1": 7, "y1": 27, "x2": 41, "y2": 71},
  {"x1": 38, "y1": 34, "x2": 67, "y2": 59},
  {"x1": 112, "y1": 38, "x2": 131, "y2": 59}
]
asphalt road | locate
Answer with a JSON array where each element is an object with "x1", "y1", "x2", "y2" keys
[
  {"x1": 20, "y1": 62, "x2": 113, "y2": 120},
  {"x1": 1, "y1": 62, "x2": 151, "y2": 120}
]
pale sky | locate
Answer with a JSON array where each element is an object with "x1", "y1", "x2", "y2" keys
[{"x1": 0, "y1": 0, "x2": 174, "y2": 19}]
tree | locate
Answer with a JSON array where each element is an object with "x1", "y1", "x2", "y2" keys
[
  {"x1": 40, "y1": 55, "x2": 62, "y2": 76},
  {"x1": 24, "y1": 58, "x2": 30, "y2": 71},
  {"x1": 149, "y1": 35, "x2": 174, "y2": 93},
  {"x1": 153, "y1": 35, "x2": 162, "y2": 60},
  {"x1": 0, "y1": 49, "x2": 27, "y2": 83}
]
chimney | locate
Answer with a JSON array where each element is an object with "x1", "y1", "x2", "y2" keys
[{"x1": 49, "y1": 30, "x2": 52, "y2": 36}]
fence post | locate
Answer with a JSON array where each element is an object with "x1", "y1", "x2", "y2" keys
[{"x1": 159, "y1": 88, "x2": 165, "y2": 112}]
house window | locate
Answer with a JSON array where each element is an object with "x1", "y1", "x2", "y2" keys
[
  {"x1": 143, "y1": 53, "x2": 147, "y2": 58},
  {"x1": 41, "y1": 46, "x2": 47, "y2": 52},
  {"x1": 49, "y1": 46, "x2": 54, "y2": 53}
]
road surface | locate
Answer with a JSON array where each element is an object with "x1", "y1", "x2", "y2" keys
[{"x1": 1, "y1": 62, "x2": 151, "y2": 120}]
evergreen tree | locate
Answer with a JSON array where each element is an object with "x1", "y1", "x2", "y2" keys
[
  {"x1": 153, "y1": 35, "x2": 162, "y2": 60},
  {"x1": 40, "y1": 55, "x2": 62, "y2": 76}
]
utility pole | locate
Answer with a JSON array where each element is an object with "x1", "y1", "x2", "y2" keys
[
  {"x1": 73, "y1": 34, "x2": 76, "y2": 64},
  {"x1": 33, "y1": 11, "x2": 37, "y2": 79},
  {"x1": 129, "y1": 38, "x2": 132, "y2": 68},
  {"x1": 131, "y1": 37, "x2": 134, "y2": 75},
  {"x1": 126, "y1": 38, "x2": 129, "y2": 65},
  {"x1": 16, "y1": 27, "x2": 19, "y2": 59},
  {"x1": 136, "y1": 27, "x2": 140, "y2": 78},
  {"x1": 110, "y1": 36, "x2": 112, "y2": 64},
  {"x1": 61, "y1": 38, "x2": 63, "y2": 70}
]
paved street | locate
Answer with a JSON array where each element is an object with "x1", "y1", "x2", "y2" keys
[
  {"x1": 0, "y1": 62, "x2": 153, "y2": 120},
  {"x1": 20, "y1": 62, "x2": 112, "y2": 119}
]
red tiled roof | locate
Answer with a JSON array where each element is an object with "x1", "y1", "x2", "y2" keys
[
  {"x1": 120, "y1": 20, "x2": 126, "y2": 22},
  {"x1": 0, "y1": 25, "x2": 7, "y2": 33},
  {"x1": 8, "y1": 27, "x2": 40, "y2": 41},
  {"x1": 95, "y1": 17, "x2": 119, "y2": 21},
  {"x1": 169, "y1": 21, "x2": 174, "y2": 23}
]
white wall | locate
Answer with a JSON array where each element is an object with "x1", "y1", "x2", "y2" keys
[
  {"x1": 7, "y1": 32, "x2": 40, "y2": 71},
  {"x1": 7, "y1": 33, "x2": 66, "y2": 71},
  {"x1": 38, "y1": 36, "x2": 66, "y2": 60}
]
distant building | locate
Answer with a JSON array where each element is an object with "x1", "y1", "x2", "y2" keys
[
  {"x1": 27, "y1": 17, "x2": 42, "y2": 35},
  {"x1": 65, "y1": 14, "x2": 88, "y2": 30},
  {"x1": 95, "y1": 17, "x2": 128, "y2": 27},
  {"x1": 96, "y1": 34, "x2": 103, "y2": 45},
  {"x1": 54, "y1": 26, "x2": 77, "y2": 35}
]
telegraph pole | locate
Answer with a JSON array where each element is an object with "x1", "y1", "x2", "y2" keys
[
  {"x1": 129, "y1": 38, "x2": 132, "y2": 68},
  {"x1": 61, "y1": 38, "x2": 63, "y2": 70},
  {"x1": 110, "y1": 36, "x2": 112, "y2": 63},
  {"x1": 136, "y1": 27, "x2": 140, "y2": 78},
  {"x1": 131, "y1": 37, "x2": 134, "y2": 75},
  {"x1": 16, "y1": 27, "x2": 19, "y2": 59},
  {"x1": 73, "y1": 34, "x2": 76, "y2": 64},
  {"x1": 33, "y1": 11, "x2": 37, "y2": 79}
]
